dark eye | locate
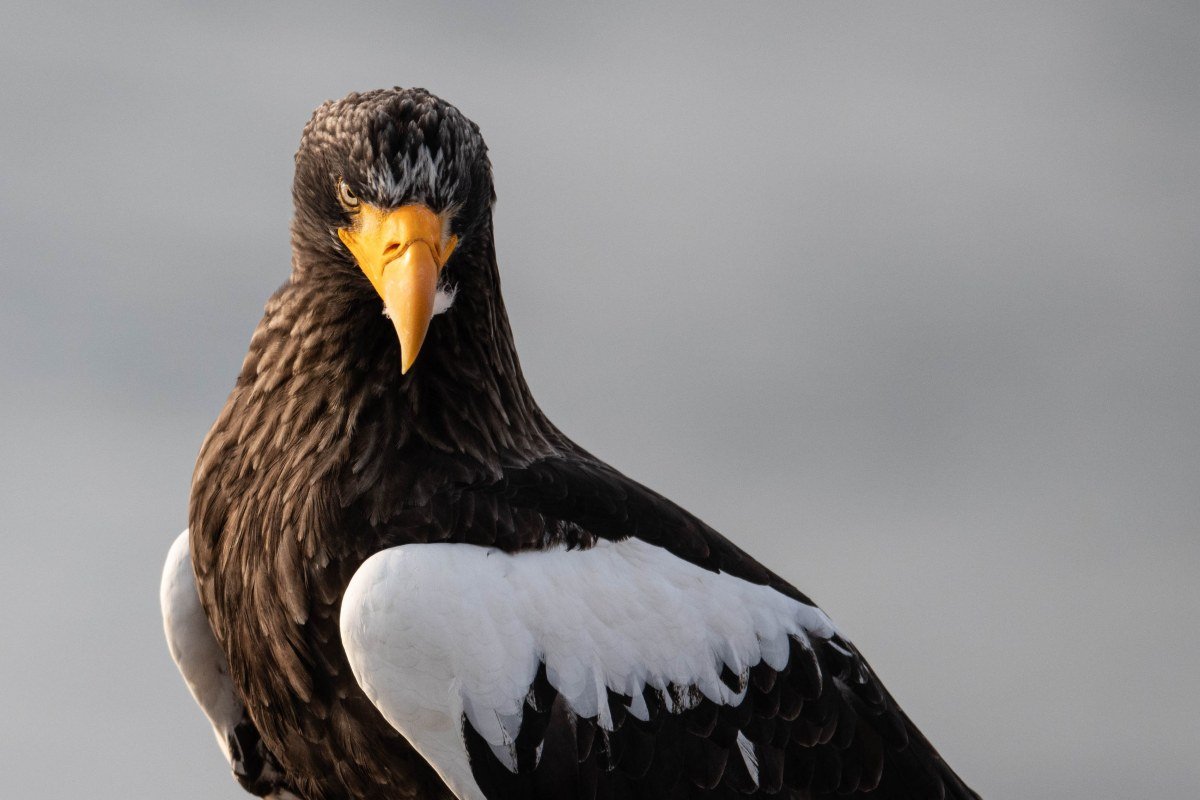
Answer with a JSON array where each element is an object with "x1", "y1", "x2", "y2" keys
[{"x1": 337, "y1": 179, "x2": 359, "y2": 210}]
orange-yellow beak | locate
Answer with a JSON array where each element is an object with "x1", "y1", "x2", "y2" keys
[{"x1": 337, "y1": 204, "x2": 458, "y2": 373}]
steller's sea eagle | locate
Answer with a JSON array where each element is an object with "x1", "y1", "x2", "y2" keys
[{"x1": 161, "y1": 87, "x2": 980, "y2": 800}]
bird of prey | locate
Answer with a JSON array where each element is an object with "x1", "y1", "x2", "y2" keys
[{"x1": 161, "y1": 87, "x2": 980, "y2": 800}]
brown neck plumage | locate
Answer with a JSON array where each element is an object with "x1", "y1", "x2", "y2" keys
[{"x1": 191, "y1": 213, "x2": 561, "y2": 569}]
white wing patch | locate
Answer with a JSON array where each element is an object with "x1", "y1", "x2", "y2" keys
[
  {"x1": 339, "y1": 538, "x2": 837, "y2": 800},
  {"x1": 161, "y1": 530, "x2": 245, "y2": 764},
  {"x1": 160, "y1": 530, "x2": 297, "y2": 799}
]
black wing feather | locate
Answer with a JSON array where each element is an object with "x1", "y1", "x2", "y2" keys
[{"x1": 412, "y1": 455, "x2": 982, "y2": 800}]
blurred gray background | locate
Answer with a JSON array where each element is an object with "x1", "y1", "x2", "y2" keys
[{"x1": 2, "y1": 1, "x2": 1197, "y2": 797}]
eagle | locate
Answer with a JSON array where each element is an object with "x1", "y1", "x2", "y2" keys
[{"x1": 161, "y1": 87, "x2": 980, "y2": 800}]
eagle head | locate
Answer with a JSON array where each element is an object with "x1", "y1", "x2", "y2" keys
[{"x1": 290, "y1": 87, "x2": 496, "y2": 373}]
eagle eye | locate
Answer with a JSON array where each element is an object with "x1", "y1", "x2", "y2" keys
[{"x1": 337, "y1": 179, "x2": 360, "y2": 211}]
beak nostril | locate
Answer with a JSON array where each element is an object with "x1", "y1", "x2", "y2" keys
[{"x1": 382, "y1": 241, "x2": 403, "y2": 259}]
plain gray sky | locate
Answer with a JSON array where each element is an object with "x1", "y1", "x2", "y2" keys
[{"x1": 1, "y1": 1, "x2": 1197, "y2": 797}]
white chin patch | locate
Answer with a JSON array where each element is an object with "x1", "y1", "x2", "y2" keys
[
  {"x1": 432, "y1": 284, "x2": 458, "y2": 316},
  {"x1": 380, "y1": 285, "x2": 457, "y2": 322}
]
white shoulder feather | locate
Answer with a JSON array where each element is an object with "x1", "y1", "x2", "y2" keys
[
  {"x1": 161, "y1": 530, "x2": 297, "y2": 799},
  {"x1": 339, "y1": 538, "x2": 837, "y2": 800},
  {"x1": 160, "y1": 529, "x2": 245, "y2": 764}
]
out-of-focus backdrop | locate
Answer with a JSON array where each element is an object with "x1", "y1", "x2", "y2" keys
[{"x1": 2, "y1": 2, "x2": 1197, "y2": 797}]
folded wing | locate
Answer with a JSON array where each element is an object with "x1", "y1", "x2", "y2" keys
[
  {"x1": 340, "y1": 536, "x2": 975, "y2": 799},
  {"x1": 160, "y1": 530, "x2": 298, "y2": 799}
]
